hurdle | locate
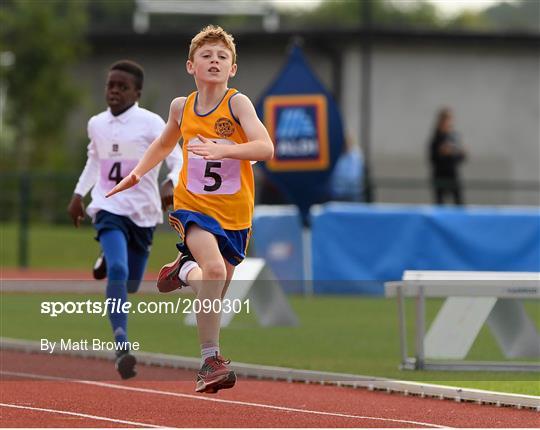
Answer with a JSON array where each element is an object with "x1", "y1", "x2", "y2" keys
[
  {"x1": 184, "y1": 258, "x2": 299, "y2": 328},
  {"x1": 385, "y1": 271, "x2": 540, "y2": 372}
]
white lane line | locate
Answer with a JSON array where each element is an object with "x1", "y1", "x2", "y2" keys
[
  {"x1": 0, "y1": 402, "x2": 162, "y2": 428},
  {"x1": 1, "y1": 370, "x2": 450, "y2": 428}
]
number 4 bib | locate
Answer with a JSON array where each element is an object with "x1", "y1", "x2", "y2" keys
[
  {"x1": 187, "y1": 137, "x2": 241, "y2": 195},
  {"x1": 99, "y1": 141, "x2": 139, "y2": 191}
]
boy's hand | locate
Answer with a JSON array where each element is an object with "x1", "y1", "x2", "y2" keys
[
  {"x1": 187, "y1": 134, "x2": 230, "y2": 160},
  {"x1": 67, "y1": 194, "x2": 85, "y2": 228},
  {"x1": 105, "y1": 173, "x2": 140, "y2": 198},
  {"x1": 160, "y1": 179, "x2": 174, "y2": 210}
]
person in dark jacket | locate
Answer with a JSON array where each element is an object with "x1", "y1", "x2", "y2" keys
[{"x1": 429, "y1": 108, "x2": 466, "y2": 205}]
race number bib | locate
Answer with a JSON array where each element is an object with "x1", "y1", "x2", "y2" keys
[
  {"x1": 99, "y1": 142, "x2": 139, "y2": 191},
  {"x1": 187, "y1": 137, "x2": 240, "y2": 195}
]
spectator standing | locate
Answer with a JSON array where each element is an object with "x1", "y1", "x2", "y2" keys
[{"x1": 429, "y1": 107, "x2": 466, "y2": 205}]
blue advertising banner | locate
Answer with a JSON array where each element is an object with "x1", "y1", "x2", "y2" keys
[{"x1": 256, "y1": 45, "x2": 345, "y2": 222}]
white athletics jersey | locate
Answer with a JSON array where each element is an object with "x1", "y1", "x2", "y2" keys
[{"x1": 74, "y1": 103, "x2": 183, "y2": 227}]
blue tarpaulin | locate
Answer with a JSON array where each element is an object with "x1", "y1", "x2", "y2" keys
[{"x1": 311, "y1": 203, "x2": 540, "y2": 294}]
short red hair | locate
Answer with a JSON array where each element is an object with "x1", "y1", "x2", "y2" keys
[{"x1": 188, "y1": 25, "x2": 236, "y2": 64}]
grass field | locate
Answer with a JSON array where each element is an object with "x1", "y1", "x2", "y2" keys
[
  {"x1": 2, "y1": 223, "x2": 539, "y2": 395},
  {"x1": 1, "y1": 292, "x2": 539, "y2": 395},
  {"x1": 1, "y1": 222, "x2": 180, "y2": 271}
]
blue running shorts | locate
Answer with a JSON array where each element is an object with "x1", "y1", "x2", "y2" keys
[
  {"x1": 94, "y1": 210, "x2": 154, "y2": 255},
  {"x1": 168, "y1": 209, "x2": 251, "y2": 266}
]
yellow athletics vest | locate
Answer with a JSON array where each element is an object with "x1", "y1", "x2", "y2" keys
[{"x1": 174, "y1": 88, "x2": 255, "y2": 230}]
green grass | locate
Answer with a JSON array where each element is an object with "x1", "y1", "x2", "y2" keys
[
  {"x1": 1, "y1": 292, "x2": 539, "y2": 395},
  {"x1": 1, "y1": 222, "x2": 180, "y2": 271}
]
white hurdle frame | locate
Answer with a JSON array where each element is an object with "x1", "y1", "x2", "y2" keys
[{"x1": 385, "y1": 271, "x2": 540, "y2": 372}]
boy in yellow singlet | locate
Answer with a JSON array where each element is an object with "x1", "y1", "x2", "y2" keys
[{"x1": 106, "y1": 25, "x2": 274, "y2": 393}]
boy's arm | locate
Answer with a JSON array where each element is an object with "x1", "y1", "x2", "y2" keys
[
  {"x1": 68, "y1": 143, "x2": 98, "y2": 227},
  {"x1": 187, "y1": 94, "x2": 273, "y2": 161},
  {"x1": 106, "y1": 97, "x2": 185, "y2": 198},
  {"x1": 67, "y1": 120, "x2": 99, "y2": 227}
]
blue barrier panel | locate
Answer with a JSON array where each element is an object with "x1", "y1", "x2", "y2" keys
[
  {"x1": 421, "y1": 205, "x2": 540, "y2": 272},
  {"x1": 311, "y1": 203, "x2": 540, "y2": 295},
  {"x1": 252, "y1": 205, "x2": 305, "y2": 293},
  {"x1": 310, "y1": 203, "x2": 427, "y2": 294}
]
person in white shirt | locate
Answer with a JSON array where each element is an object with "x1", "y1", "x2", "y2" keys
[{"x1": 67, "y1": 60, "x2": 182, "y2": 379}]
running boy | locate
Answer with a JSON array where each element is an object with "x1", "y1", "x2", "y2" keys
[
  {"x1": 106, "y1": 26, "x2": 274, "y2": 393},
  {"x1": 68, "y1": 60, "x2": 182, "y2": 379}
]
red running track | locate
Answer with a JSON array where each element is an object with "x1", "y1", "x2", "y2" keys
[
  {"x1": 0, "y1": 350, "x2": 538, "y2": 428},
  {"x1": 1, "y1": 268, "x2": 159, "y2": 281}
]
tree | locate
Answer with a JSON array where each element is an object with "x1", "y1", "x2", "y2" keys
[
  {"x1": 280, "y1": 0, "x2": 539, "y2": 33},
  {"x1": 446, "y1": 0, "x2": 539, "y2": 32},
  {"x1": 0, "y1": 0, "x2": 88, "y2": 171},
  {"x1": 280, "y1": 0, "x2": 442, "y2": 30},
  {"x1": 482, "y1": 0, "x2": 540, "y2": 32}
]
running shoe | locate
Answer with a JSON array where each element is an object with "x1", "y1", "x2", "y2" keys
[
  {"x1": 115, "y1": 350, "x2": 137, "y2": 380},
  {"x1": 204, "y1": 370, "x2": 237, "y2": 394},
  {"x1": 195, "y1": 353, "x2": 236, "y2": 393},
  {"x1": 156, "y1": 252, "x2": 194, "y2": 293},
  {"x1": 93, "y1": 252, "x2": 107, "y2": 280}
]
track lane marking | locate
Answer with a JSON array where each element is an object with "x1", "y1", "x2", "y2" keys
[
  {"x1": 0, "y1": 402, "x2": 163, "y2": 428},
  {"x1": 1, "y1": 370, "x2": 450, "y2": 428}
]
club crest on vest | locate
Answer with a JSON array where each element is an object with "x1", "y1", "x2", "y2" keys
[{"x1": 214, "y1": 117, "x2": 235, "y2": 137}]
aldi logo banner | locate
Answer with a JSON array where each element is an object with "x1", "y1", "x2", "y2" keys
[
  {"x1": 265, "y1": 95, "x2": 329, "y2": 171},
  {"x1": 256, "y1": 45, "x2": 345, "y2": 221}
]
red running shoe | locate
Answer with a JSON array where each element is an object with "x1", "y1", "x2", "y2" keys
[
  {"x1": 156, "y1": 252, "x2": 193, "y2": 293},
  {"x1": 195, "y1": 353, "x2": 236, "y2": 393},
  {"x1": 204, "y1": 370, "x2": 237, "y2": 394}
]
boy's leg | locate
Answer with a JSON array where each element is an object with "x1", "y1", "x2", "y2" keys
[
  {"x1": 185, "y1": 225, "x2": 226, "y2": 348},
  {"x1": 126, "y1": 247, "x2": 149, "y2": 294},
  {"x1": 99, "y1": 229, "x2": 129, "y2": 344},
  {"x1": 99, "y1": 229, "x2": 137, "y2": 379},
  {"x1": 185, "y1": 225, "x2": 236, "y2": 392},
  {"x1": 203, "y1": 260, "x2": 237, "y2": 393},
  {"x1": 221, "y1": 261, "x2": 236, "y2": 300}
]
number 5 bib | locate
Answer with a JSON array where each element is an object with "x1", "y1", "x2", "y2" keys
[{"x1": 187, "y1": 137, "x2": 241, "y2": 195}]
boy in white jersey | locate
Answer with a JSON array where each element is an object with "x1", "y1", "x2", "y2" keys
[
  {"x1": 106, "y1": 26, "x2": 273, "y2": 393},
  {"x1": 67, "y1": 60, "x2": 182, "y2": 379}
]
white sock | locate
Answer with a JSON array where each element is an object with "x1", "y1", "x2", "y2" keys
[
  {"x1": 178, "y1": 260, "x2": 198, "y2": 284},
  {"x1": 201, "y1": 345, "x2": 219, "y2": 365}
]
